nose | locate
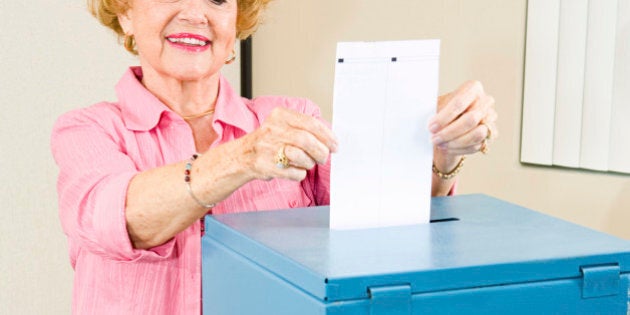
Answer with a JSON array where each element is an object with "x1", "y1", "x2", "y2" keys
[{"x1": 177, "y1": 0, "x2": 208, "y2": 26}]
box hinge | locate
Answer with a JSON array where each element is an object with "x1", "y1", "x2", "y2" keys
[
  {"x1": 580, "y1": 264, "x2": 620, "y2": 299},
  {"x1": 368, "y1": 284, "x2": 411, "y2": 315}
]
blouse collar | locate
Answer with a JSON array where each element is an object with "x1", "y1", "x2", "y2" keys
[{"x1": 116, "y1": 66, "x2": 258, "y2": 134}]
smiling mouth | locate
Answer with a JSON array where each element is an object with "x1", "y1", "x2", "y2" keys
[{"x1": 166, "y1": 37, "x2": 209, "y2": 47}]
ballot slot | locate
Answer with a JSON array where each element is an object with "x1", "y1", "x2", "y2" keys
[{"x1": 429, "y1": 217, "x2": 459, "y2": 223}]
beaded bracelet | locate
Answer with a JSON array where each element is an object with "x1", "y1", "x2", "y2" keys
[
  {"x1": 432, "y1": 156, "x2": 466, "y2": 180},
  {"x1": 185, "y1": 154, "x2": 216, "y2": 209}
]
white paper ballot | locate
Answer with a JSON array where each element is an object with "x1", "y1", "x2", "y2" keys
[{"x1": 330, "y1": 39, "x2": 440, "y2": 230}]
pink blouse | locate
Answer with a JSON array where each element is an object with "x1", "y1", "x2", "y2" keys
[{"x1": 51, "y1": 67, "x2": 330, "y2": 314}]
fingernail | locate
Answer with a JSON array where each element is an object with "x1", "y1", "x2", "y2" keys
[
  {"x1": 429, "y1": 123, "x2": 440, "y2": 133},
  {"x1": 432, "y1": 135, "x2": 442, "y2": 144},
  {"x1": 330, "y1": 141, "x2": 338, "y2": 153}
]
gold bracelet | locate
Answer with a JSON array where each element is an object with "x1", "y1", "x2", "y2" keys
[{"x1": 432, "y1": 157, "x2": 466, "y2": 180}]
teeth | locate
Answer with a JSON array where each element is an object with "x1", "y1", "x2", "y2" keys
[{"x1": 167, "y1": 37, "x2": 207, "y2": 46}]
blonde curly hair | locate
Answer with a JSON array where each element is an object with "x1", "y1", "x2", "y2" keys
[{"x1": 87, "y1": 0, "x2": 272, "y2": 54}]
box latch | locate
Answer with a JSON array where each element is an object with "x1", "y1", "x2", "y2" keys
[
  {"x1": 368, "y1": 284, "x2": 411, "y2": 315},
  {"x1": 581, "y1": 264, "x2": 620, "y2": 299}
]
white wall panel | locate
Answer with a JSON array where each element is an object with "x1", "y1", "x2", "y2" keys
[
  {"x1": 609, "y1": 0, "x2": 630, "y2": 173},
  {"x1": 552, "y1": 0, "x2": 588, "y2": 168},
  {"x1": 523, "y1": 0, "x2": 629, "y2": 175},
  {"x1": 580, "y1": 0, "x2": 618, "y2": 171},
  {"x1": 521, "y1": 0, "x2": 560, "y2": 165}
]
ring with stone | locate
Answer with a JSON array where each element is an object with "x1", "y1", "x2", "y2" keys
[{"x1": 275, "y1": 146, "x2": 290, "y2": 169}]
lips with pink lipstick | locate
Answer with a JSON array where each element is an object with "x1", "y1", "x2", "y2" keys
[{"x1": 165, "y1": 33, "x2": 211, "y2": 52}]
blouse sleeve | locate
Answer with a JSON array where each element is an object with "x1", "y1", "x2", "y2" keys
[
  {"x1": 305, "y1": 158, "x2": 330, "y2": 206},
  {"x1": 51, "y1": 108, "x2": 175, "y2": 262}
]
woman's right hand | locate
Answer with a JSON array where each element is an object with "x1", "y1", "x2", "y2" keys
[{"x1": 241, "y1": 107, "x2": 338, "y2": 181}]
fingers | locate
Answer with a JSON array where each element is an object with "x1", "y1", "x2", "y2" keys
[
  {"x1": 277, "y1": 108, "x2": 338, "y2": 153},
  {"x1": 429, "y1": 80, "x2": 484, "y2": 133},
  {"x1": 432, "y1": 95, "x2": 492, "y2": 145},
  {"x1": 247, "y1": 107, "x2": 337, "y2": 182},
  {"x1": 269, "y1": 107, "x2": 337, "y2": 163},
  {"x1": 283, "y1": 129, "x2": 330, "y2": 164},
  {"x1": 430, "y1": 80, "x2": 498, "y2": 157},
  {"x1": 483, "y1": 109, "x2": 499, "y2": 139},
  {"x1": 284, "y1": 145, "x2": 317, "y2": 170},
  {"x1": 276, "y1": 167, "x2": 308, "y2": 182},
  {"x1": 268, "y1": 145, "x2": 315, "y2": 182},
  {"x1": 435, "y1": 124, "x2": 489, "y2": 155}
]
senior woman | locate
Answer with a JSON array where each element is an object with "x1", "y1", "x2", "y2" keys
[{"x1": 51, "y1": 0, "x2": 497, "y2": 313}]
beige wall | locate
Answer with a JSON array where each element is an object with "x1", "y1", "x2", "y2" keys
[
  {"x1": 2, "y1": 0, "x2": 628, "y2": 314},
  {"x1": 253, "y1": 0, "x2": 630, "y2": 238},
  {"x1": 1, "y1": 2, "x2": 135, "y2": 314},
  {"x1": 1, "y1": 2, "x2": 242, "y2": 314}
]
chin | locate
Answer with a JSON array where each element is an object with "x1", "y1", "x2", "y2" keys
[{"x1": 168, "y1": 66, "x2": 218, "y2": 82}]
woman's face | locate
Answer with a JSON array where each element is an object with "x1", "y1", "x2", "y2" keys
[{"x1": 118, "y1": 0, "x2": 237, "y2": 82}]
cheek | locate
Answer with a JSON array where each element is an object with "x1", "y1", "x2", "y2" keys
[
  {"x1": 217, "y1": 8, "x2": 238, "y2": 39},
  {"x1": 215, "y1": 21, "x2": 237, "y2": 50},
  {"x1": 133, "y1": 9, "x2": 170, "y2": 40}
]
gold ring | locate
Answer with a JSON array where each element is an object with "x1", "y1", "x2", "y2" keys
[
  {"x1": 480, "y1": 122, "x2": 492, "y2": 140},
  {"x1": 480, "y1": 139, "x2": 489, "y2": 154},
  {"x1": 275, "y1": 146, "x2": 290, "y2": 169},
  {"x1": 479, "y1": 122, "x2": 491, "y2": 154}
]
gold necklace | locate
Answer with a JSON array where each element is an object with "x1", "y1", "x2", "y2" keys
[{"x1": 181, "y1": 108, "x2": 215, "y2": 120}]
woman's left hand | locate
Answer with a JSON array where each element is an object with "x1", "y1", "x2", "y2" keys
[{"x1": 428, "y1": 80, "x2": 498, "y2": 185}]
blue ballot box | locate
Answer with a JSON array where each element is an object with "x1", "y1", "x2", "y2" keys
[{"x1": 201, "y1": 194, "x2": 630, "y2": 314}]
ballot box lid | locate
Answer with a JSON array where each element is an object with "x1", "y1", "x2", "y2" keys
[{"x1": 203, "y1": 194, "x2": 630, "y2": 302}]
